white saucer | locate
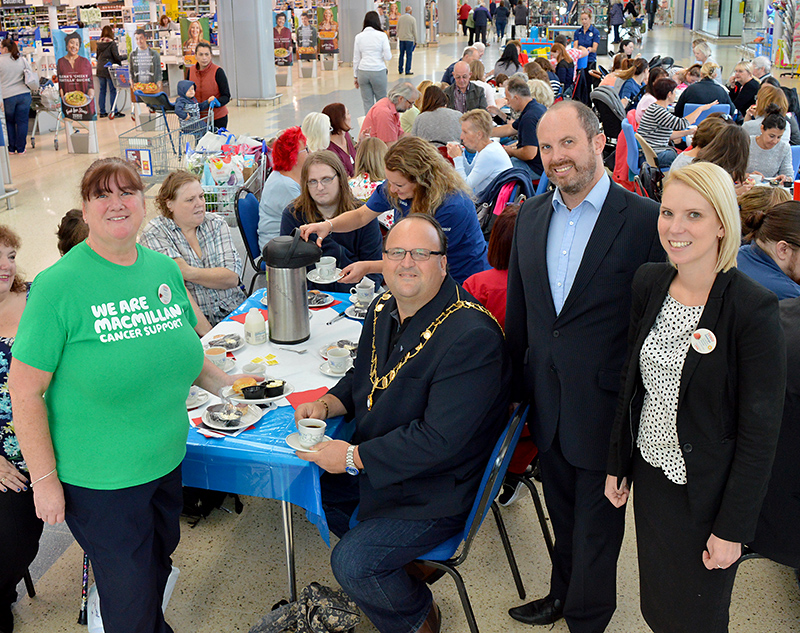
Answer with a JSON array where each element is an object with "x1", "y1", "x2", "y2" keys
[
  {"x1": 219, "y1": 357, "x2": 236, "y2": 373},
  {"x1": 286, "y1": 432, "x2": 333, "y2": 452},
  {"x1": 307, "y1": 268, "x2": 344, "y2": 284},
  {"x1": 260, "y1": 295, "x2": 268, "y2": 307},
  {"x1": 309, "y1": 291, "x2": 335, "y2": 308},
  {"x1": 319, "y1": 360, "x2": 350, "y2": 377},
  {"x1": 186, "y1": 387, "x2": 210, "y2": 409},
  {"x1": 202, "y1": 404, "x2": 262, "y2": 431},
  {"x1": 221, "y1": 381, "x2": 295, "y2": 405},
  {"x1": 349, "y1": 294, "x2": 373, "y2": 306},
  {"x1": 345, "y1": 305, "x2": 368, "y2": 320}
]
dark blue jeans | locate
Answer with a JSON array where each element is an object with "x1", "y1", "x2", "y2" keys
[
  {"x1": 4, "y1": 92, "x2": 32, "y2": 153},
  {"x1": 322, "y1": 473, "x2": 467, "y2": 633},
  {"x1": 496, "y1": 20, "x2": 507, "y2": 39},
  {"x1": 63, "y1": 465, "x2": 183, "y2": 633},
  {"x1": 98, "y1": 75, "x2": 117, "y2": 115},
  {"x1": 398, "y1": 40, "x2": 415, "y2": 74}
]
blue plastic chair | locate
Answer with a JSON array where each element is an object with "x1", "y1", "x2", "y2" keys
[
  {"x1": 683, "y1": 103, "x2": 731, "y2": 125},
  {"x1": 621, "y1": 119, "x2": 642, "y2": 181},
  {"x1": 791, "y1": 145, "x2": 800, "y2": 180},
  {"x1": 235, "y1": 187, "x2": 267, "y2": 293},
  {"x1": 576, "y1": 54, "x2": 588, "y2": 70},
  {"x1": 414, "y1": 403, "x2": 529, "y2": 633},
  {"x1": 535, "y1": 172, "x2": 550, "y2": 195}
]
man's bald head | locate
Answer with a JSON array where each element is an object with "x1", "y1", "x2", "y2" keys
[{"x1": 453, "y1": 61, "x2": 471, "y2": 91}]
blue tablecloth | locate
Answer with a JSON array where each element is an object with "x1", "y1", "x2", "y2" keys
[{"x1": 182, "y1": 290, "x2": 356, "y2": 545}]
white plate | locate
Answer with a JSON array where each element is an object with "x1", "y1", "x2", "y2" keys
[
  {"x1": 319, "y1": 360, "x2": 350, "y2": 377},
  {"x1": 345, "y1": 305, "x2": 368, "y2": 320},
  {"x1": 307, "y1": 268, "x2": 344, "y2": 284},
  {"x1": 220, "y1": 381, "x2": 295, "y2": 405},
  {"x1": 308, "y1": 291, "x2": 335, "y2": 308},
  {"x1": 206, "y1": 333, "x2": 245, "y2": 352},
  {"x1": 219, "y1": 357, "x2": 236, "y2": 373},
  {"x1": 186, "y1": 387, "x2": 210, "y2": 409},
  {"x1": 286, "y1": 432, "x2": 333, "y2": 452},
  {"x1": 202, "y1": 404, "x2": 262, "y2": 431}
]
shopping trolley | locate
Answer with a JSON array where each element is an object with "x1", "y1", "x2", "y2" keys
[
  {"x1": 30, "y1": 83, "x2": 62, "y2": 150},
  {"x1": 107, "y1": 64, "x2": 130, "y2": 119}
]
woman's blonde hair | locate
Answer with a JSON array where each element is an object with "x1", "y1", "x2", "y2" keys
[
  {"x1": 461, "y1": 108, "x2": 493, "y2": 138},
  {"x1": 700, "y1": 60, "x2": 718, "y2": 79},
  {"x1": 415, "y1": 79, "x2": 433, "y2": 109},
  {"x1": 527, "y1": 79, "x2": 554, "y2": 107},
  {"x1": 737, "y1": 186, "x2": 791, "y2": 235},
  {"x1": 301, "y1": 112, "x2": 331, "y2": 152},
  {"x1": 354, "y1": 137, "x2": 388, "y2": 181},
  {"x1": 663, "y1": 162, "x2": 740, "y2": 272},
  {"x1": 0, "y1": 224, "x2": 25, "y2": 293},
  {"x1": 734, "y1": 60, "x2": 752, "y2": 75},
  {"x1": 292, "y1": 150, "x2": 360, "y2": 224},
  {"x1": 469, "y1": 59, "x2": 485, "y2": 82},
  {"x1": 383, "y1": 136, "x2": 470, "y2": 216},
  {"x1": 754, "y1": 84, "x2": 788, "y2": 118}
]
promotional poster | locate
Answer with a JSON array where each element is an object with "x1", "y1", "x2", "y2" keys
[
  {"x1": 273, "y1": 10, "x2": 294, "y2": 66},
  {"x1": 53, "y1": 29, "x2": 96, "y2": 122},
  {"x1": 296, "y1": 12, "x2": 318, "y2": 60},
  {"x1": 181, "y1": 17, "x2": 211, "y2": 66},
  {"x1": 317, "y1": 5, "x2": 338, "y2": 54}
]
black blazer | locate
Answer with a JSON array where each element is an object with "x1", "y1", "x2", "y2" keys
[
  {"x1": 329, "y1": 275, "x2": 510, "y2": 522},
  {"x1": 505, "y1": 180, "x2": 662, "y2": 471},
  {"x1": 748, "y1": 297, "x2": 800, "y2": 567},
  {"x1": 607, "y1": 263, "x2": 786, "y2": 543}
]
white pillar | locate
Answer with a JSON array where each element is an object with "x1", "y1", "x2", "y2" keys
[
  {"x1": 439, "y1": 0, "x2": 457, "y2": 34},
  {"x1": 340, "y1": 0, "x2": 374, "y2": 64},
  {"x1": 406, "y1": 0, "x2": 427, "y2": 44},
  {"x1": 216, "y1": 0, "x2": 277, "y2": 100}
]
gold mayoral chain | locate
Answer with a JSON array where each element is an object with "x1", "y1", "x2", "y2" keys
[{"x1": 366, "y1": 287, "x2": 502, "y2": 410}]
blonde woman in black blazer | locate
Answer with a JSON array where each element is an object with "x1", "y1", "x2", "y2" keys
[{"x1": 605, "y1": 162, "x2": 786, "y2": 633}]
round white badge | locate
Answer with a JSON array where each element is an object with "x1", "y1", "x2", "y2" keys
[
  {"x1": 158, "y1": 283, "x2": 172, "y2": 305},
  {"x1": 690, "y1": 328, "x2": 716, "y2": 354}
]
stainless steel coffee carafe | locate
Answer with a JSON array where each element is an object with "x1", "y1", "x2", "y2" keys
[{"x1": 264, "y1": 231, "x2": 321, "y2": 344}]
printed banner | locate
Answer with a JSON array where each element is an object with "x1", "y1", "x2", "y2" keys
[
  {"x1": 181, "y1": 17, "x2": 210, "y2": 66},
  {"x1": 388, "y1": 1, "x2": 400, "y2": 39},
  {"x1": 273, "y1": 11, "x2": 294, "y2": 66},
  {"x1": 296, "y1": 11, "x2": 318, "y2": 60},
  {"x1": 317, "y1": 5, "x2": 338, "y2": 54},
  {"x1": 54, "y1": 29, "x2": 96, "y2": 122}
]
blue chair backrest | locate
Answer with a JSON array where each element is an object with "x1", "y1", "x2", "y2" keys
[
  {"x1": 535, "y1": 172, "x2": 550, "y2": 195},
  {"x1": 450, "y1": 403, "x2": 528, "y2": 559},
  {"x1": 621, "y1": 119, "x2": 640, "y2": 178},
  {"x1": 235, "y1": 189, "x2": 261, "y2": 262},
  {"x1": 576, "y1": 55, "x2": 588, "y2": 70},
  {"x1": 683, "y1": 103, "x2": 731, "y2": 125},
  {"x1": 792, "y1": 145, "x2": 800, "y2": 180}
]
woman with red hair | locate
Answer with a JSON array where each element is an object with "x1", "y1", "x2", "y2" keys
[
  {"x1": 258, "y1": 127, "x2": 308, "y2": 250},
  {"x1": 322, "y1": 103, "x2": 357, "y2": 177}
]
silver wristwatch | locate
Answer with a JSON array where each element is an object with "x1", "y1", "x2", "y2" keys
[{"x1": 345, "y1": 445, "x2": 359, "y2": 476}]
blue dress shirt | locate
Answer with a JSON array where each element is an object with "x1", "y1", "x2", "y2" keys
[{"x1": 547, "y1": 173, "x2": 610, "y2": 313}]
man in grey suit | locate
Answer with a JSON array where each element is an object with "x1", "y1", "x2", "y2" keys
[{"x1": 505, "y1": 101, "x2": 663, "y2": 632}]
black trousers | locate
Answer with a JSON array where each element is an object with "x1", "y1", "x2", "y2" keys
[
  {"x1": 63, "y1": 465, "x2": 183, "y2": 633},
  {"x1": 460, "y1": 19, "x2": 468, "y2": 35},
  {"x1": 474, "y1": 25, "x2": 487, "y2": 45},
  {"x1": 633, "y1": 453, "x2": 738, "y2": 633},
  {"x1": 0, "y1": 487, "x2": 43, "y2": 633},
  {"x1": 211, "y1": 115, "x2": 228, "y2": 131},
  {"x1": 538, "y1": 433, "x2": 625, "y2": 633}
]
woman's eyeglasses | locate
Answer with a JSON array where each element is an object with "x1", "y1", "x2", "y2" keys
[{"x1": 308, "y1": 176, "x2": 336, "y2": 188}]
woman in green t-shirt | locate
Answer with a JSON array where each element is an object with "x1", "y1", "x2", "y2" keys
[{"x1": 9, "y1": 158, "x2": 254, "y2": 633}]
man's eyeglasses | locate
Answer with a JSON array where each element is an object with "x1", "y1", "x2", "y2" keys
[
  {"x1": 383, "y1": 248, "x2": 445, "y2": 261},
  {"x1": 308, "y1": 176, "x2": 336, "y2": 188}
]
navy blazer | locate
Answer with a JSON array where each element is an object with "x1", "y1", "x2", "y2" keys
[
  {"x1": 607, "y1": 263, "x2": 786, "y2": 543},
  {"x1": 329, "y1": 275, "x2": 510, "y2": 521},
  {"x1": 505, "y1": 181, "x2": 662, "y2": 471}
]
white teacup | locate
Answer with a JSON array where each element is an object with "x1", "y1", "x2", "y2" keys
[
  {"x1": 350, "y1": 279, "x2": 375, "y2": 305},
  {"x1": 327, "y1": 347, "x2": 352, "y2": 374},
  {"x1": 315, "y1": 256, "x2": 337, "y2": 281},
  {"x1": 204, "y1": 346, "x2": 227, "y2": 368},
  {"x1": 297, "y1": 418, "x2": 327, "y2": 447},
  {"x1": 750, "y1": 173, "x2": 763, "y2": 185},
  {"x1": 241, "y1": 362, "x2": 266, "y2": 378}
]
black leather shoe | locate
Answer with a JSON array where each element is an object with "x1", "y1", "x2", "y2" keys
[{"x1": 508, "y1": 595, "x2": 564, "y2": 625}]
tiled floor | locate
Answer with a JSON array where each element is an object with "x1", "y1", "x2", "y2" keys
[{"x1": 6, "y1": 25, "x2": 800, "y2": 633}]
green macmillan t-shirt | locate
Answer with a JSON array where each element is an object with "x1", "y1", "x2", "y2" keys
[{"x1": 13, "y1": 243, "x2": 203, "y2": 490}]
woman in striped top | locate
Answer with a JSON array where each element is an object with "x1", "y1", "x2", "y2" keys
[{"x1": 638, "y1": 77, "x2": 717, "y2": 169}]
